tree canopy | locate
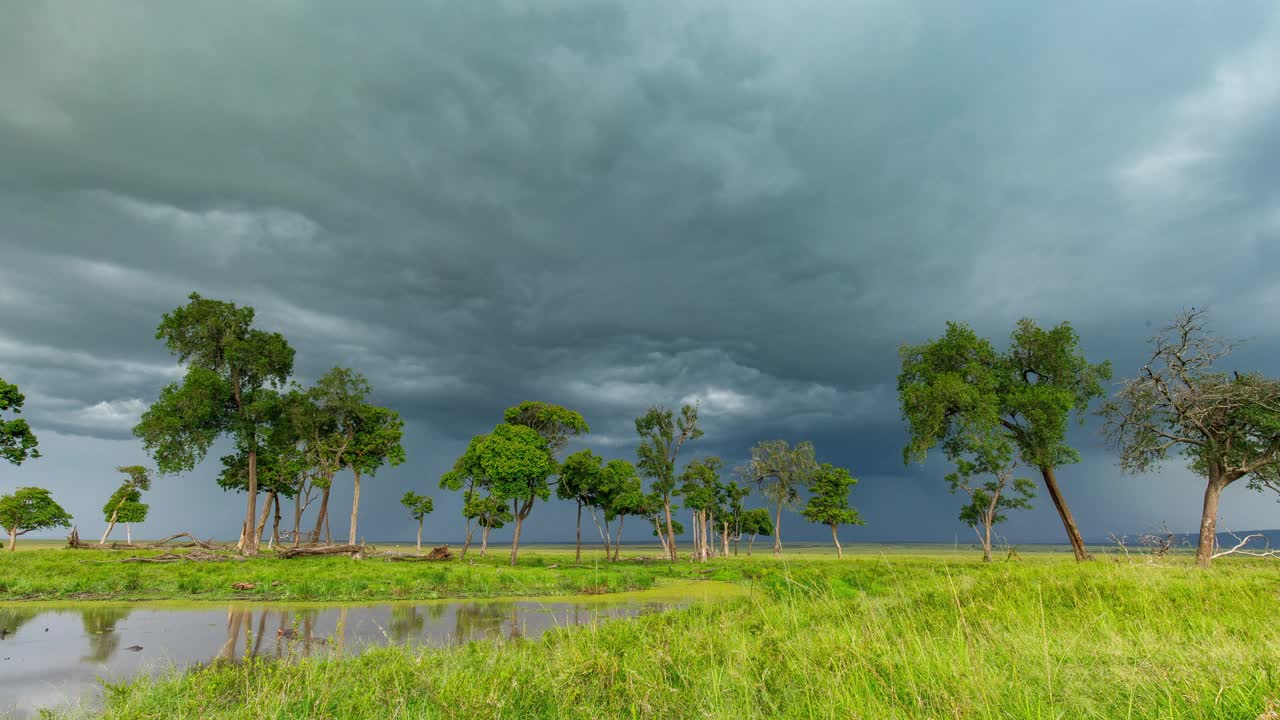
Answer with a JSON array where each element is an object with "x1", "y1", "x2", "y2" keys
[
  {"x1": 636, "y1": 404, "x2": 702, "y2": 560},
  {"x1": 740, "y1": 439, "x2": 818, "y2": 556},
  {"x1": 133, "y1": 292, "x2": 294, "y2": 554},
  {"x1": 898, "y1": 318, "x2": 1109, "y2": 561},
  {"x1": 1102, "y1": 309, "x2": 1280, "y2": 567},
  {"x1": 1, "y1": 486, "x2": 72, "y2": 550},
  {"x1": 0, "y1": 377, "x2": 39, "y2": 465}
]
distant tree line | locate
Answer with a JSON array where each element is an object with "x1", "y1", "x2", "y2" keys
[{"x1": 3, "y1": 295, "x2": 1279, "y2": 567}]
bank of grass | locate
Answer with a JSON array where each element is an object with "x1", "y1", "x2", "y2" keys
[
  {"x1": 63, "y1": 555, "x2": 1280, "y2": 719},
  {"x1": 0, "y1": 546, "x2": 697, "y2": 601}
]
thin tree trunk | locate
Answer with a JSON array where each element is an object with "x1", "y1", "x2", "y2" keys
[
  {"x1": 324, "y1": 509, "x2": 332, "y2": 545},
  {"x1": 126, "y1": 524, "x2": 132, "y2": 544},
  {"x1": 460, "y1": 518, "x2": 475, "y2": 559},
  {"x1": 663, "y1": 497, "x2": 678, "y2": 562},
  {"x1": 603, "y1": 516, "x2": 612, "y2": 560},
  {"x1": 509, "y1": 512, "x2": 525, "y2": 566},
  {"x1": 480, "y1": 524, "x2": 490, "y2": 557},
  {"x1": 243, "y1": 449, "x2": 259, "y2": 555},
  {"x1": 253, "y1": 493, "x2": 271, "y2": 547},
  {"x1": 722, "y1": 521, "x2": 730, "y2": 557},
  {"x1": 748, "y1": 534, "x2": 755, "y2": 556},
  {"x1": 575, "y1": 502, "x2": 582, "y2": 563},
  {"x1": 100, "y1": 507, "x2": 121, "y2": 545},
  {"x1": 293, "y1": 489, "x2": 303, "y2": 548},
  {"x1": 773, "y1": 504, "x2": 783, "y2": 557},
  {"x1": 271, "y1": 492, "x2": 282, "y2": 549},
  {"x1": 981, "y1": 522, "x2": 993, "y2": 562},
  {"x1": 1196, "y1": 476, "x2": 1226, "y2": 568},
  {"x1": 416, "y1": 518, "x2": 423, "y2": 552},
  {"x1": 831, "y1": 524, "x2": 842, "y2": 558},
  {"x1": 613, "y1": 516, "x2": 624, "y2": 562},
  {"x1": 348, "y1": 468, "x2": 361, "y2": 545},
  {"x1": 313, "y1": 484, "x2": 331, "y2": 545},
  {"x1": 1039, "y1": 465, "x2": 1091, "y2": 561}
]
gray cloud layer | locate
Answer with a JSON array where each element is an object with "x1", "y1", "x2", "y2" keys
[{"x1": 3, "y1": 1, "x2": 1280, "y2": 545}]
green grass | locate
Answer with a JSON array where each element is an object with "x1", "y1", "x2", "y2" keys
[{"x1": 32, "y1": 551, "x2": 1280, "y2": 719}]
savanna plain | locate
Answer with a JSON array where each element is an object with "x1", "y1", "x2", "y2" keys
[{"x1": 3, "y1": 543, "x2": 1279, "y2": 720}]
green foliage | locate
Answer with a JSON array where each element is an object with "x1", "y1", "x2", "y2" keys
[
  {"x1": 346, "y1": 404, "x2": 407, "y2": 477},
  {"x1": 479, "y1": 424, "x2": 556, "y2": 506},
  {"x1": 738, "y1": 507, "x2": 774, "y2": 537},
  {"x1": 742, "y1": 440, "x2": 818, "y2": 510},
  {"x1": 465, "y1": 491, "x2": 512, "y2": 530},
  {"x1": 0, "y1": 486, "x2": 72, "y2": 538},
  {"x1": 502, "y1": 400, "x2": 589, "y2": 458},
  {"x1": 635, "y1": 404, "x2": 703, "y2": 497},
  {"x1": 899, "y1": 318, "x2": 1110, "y2": 470},
  {"x1": 944, "y1": 431, "x2": 1034, "y2": 531},
  {"x1": 801, "y1": 464, "x2": 864, "y2": 529},
  {"x1": 677, "y1": 456, "x2": 723, "y2": 513},
  {"x1": 287, "y1": 368, "x2": 372, "y2": 488},
  {"x1": 556, "y1": 449, "x2": 605, "y2": 506},
  {"x1": 134, "y1": 293, "x2": 295, "y2": 476},
  {"x1": 0, "y1": 377, "x2": 39, "y2": 465},
  {"x1": 601, "y1": 459, "x2": 645, "y2": 522},
  {"x1": 103, "y1": 486, "x2": 148, "y2": 524},
  {"x1": 400, "y1": 492, "x2": 435, "y2": 521}
]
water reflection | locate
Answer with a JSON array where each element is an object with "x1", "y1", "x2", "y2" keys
[{"x1": 0, "y1": 592, "x2": 705, "y2": 719}]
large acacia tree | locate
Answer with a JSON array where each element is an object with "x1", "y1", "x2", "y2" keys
[
  {"x1": 478, "y1": 423, "x2": 557, "y2": 565},
  {"x1": 636, "y1": 404, "x2": 702, "y2": 561},
  {"x1": 1102, "y1": 310, "x2": 1280, "y2": 567},
  {"x1": 1, "y1": 486, "x2": 72, "y2": 551},
  {"x1": 0, "y1": 378, "x2": 39, "y2": 465},
  {"x1": 899, "y1": 319, "x2": 1109, "y2": 561},
  {"x1": 287, "y1": 368, "x2": 370, "y2": 545},
  {"x1": 134, "y1": 293, "x2": 294, "y2": 554},
  {"x1": 740, "y1": 440, "x2": 819, "y2": 556}
]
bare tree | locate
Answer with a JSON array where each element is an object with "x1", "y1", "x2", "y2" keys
[{"x1": 1101, "y1": 309, "x2": 1280, "y2": 567}]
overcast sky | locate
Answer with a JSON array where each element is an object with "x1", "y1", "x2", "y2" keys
[{"x1": 4, "y1": 1, "x2": 1280, "y2": 547}]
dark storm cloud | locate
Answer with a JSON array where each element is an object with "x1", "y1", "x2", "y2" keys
[{"x1": 4, "y1": 1, "x2": 1280, "y2": 544}]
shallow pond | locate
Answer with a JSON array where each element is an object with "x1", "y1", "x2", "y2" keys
[{"x1": 0, "y1": 581, "x2": 742, "y2": 718}]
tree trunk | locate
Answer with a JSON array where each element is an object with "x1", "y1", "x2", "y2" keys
[
  {"x1": 416, "y1": 518, "x2": 423, "y2": 552},
  {"x1": 293, "y1": 489, "x2": 303, "y2": 548},
  {"x1": 981, "y1": 521, "x2": 993, "y2": 562},
  {"x1": 252, "y1": 493, "x2": 271, "y2": 548},
  {"x1": 460, "y1": 518, "x2": 475, "y2": 559},
  {"x1": 575, "y1": 502, "x2": 582, "y2": 563},
  {"x1": 663, "y1": 496, "x2": 678, "y2": 562},
  {"x1": 509, "y1": 515, "x2": 524, "y2": 566},
  {"x1": 480, "y1": 524, "x2": 490, "y2": 557},
  {"x1": 1038, "y1": 465, "x2": 1091, "y2": 561},
  {"x1": 313, "y1": 484, "x2": 331, "y2": 545},
  {"x1": 126, "y1": 524, "x2": 132, "y2": 544},
  {"x1": 831, "y1": 524, "x2": 843, "y2": 558},
  {"x1": 1195, "y1": 476, "x2": 1227, "y2": 568},
  {"x1": 324, "y1": 509, "x2": 332, "y2": 545},
  {"x1": 242, "y1": 449, "x2": 260, "y2": 555},
  {"x1": 773, "y1": 503, "x2": 784, "y2": 557},
  {"x1": 722, "y1": 521, "x2": 730, "y2": 557},
  {"x1": 271, "y1": 492, "x2": 282, "y2": 549},
  {"x1": 613, "y1": 516, "x2": 624, "y2": 562},
  {"x1": 100, "y1": 509, "x2": 120, "y2": 545},
  {"x1": 348, "y1": 468, "x2": 362, "y2": 546},
  {"x1": 748, "y1": 533, "x2": 755, "y2": 556}
]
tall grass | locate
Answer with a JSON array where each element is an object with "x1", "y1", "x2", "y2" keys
[{"x1": 72, "y1": 557, "x2": 1280, "y2": 719}]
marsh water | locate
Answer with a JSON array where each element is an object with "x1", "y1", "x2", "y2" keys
[{"x1": 0, "y1": 582, "x2": 737, "y2": 718}]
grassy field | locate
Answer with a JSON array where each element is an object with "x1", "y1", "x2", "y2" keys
[{"x1": 8, "y1": 545, "x2": 1280, "y2": 718}]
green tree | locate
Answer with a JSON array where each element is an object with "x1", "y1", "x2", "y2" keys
[
  {"x1": 133, "y1": 293, "x2": 294, "y2": 554},
  {"x1": 899, "y1": 319, "x2": 1109, "y2": 561},
  {"x1": 557, "y1": 449, "x2": 605, "y2": 562},
  {"x1": 740, "y1": 440, "x2": 818, "y2": 556},
  {"x1": 801, "y1": 463, "x2": 864, "y2": 558},
  {"x1": 287, "y1": 368, "x2": 371, "y2": 545},
  {"x1": 399, "y1": 491, "x2": 435, "y2": 552},
  {"x1": 722, "y1": 481, "x2": 751, "y2": 555},
  {"x1": 100, "y1": 465, "x2": 153, "y2": 545},
  {"x1": 944, "y1": 426, "x2": 1035, "y2": 562},
  {"x1": 470, "y1": 490, "x2": 513, "y2": 557},
  {"x1": 0, "y1": 486, "x2": 72, "y2": 551},
  {"x1": 602, "y1": 460, "x2": 645, "y2": 561},
  {"x1": 441, "y1": 436, "x2": 490, "y2": 559},
  {"x1": 502, "y1": 401, "x2": 589, "y2": 459},
  {"x1": 738, "y1": 508, "x2": 773, "y2": 556},
  {"x1": 636, "y1": 404, "x2": 703, "y2": 561},
  {"x1": 218, "y1": 402, "x2": 303, "y2": 549},
  {"x1": 465, "y1": 423, "x2": 557, "y2": 565},
  {"x1": 0, "y1": 378, "x2": 38, "y2": 465},
  {"x1": 1101, "y1": 310, "x2": 1280, "y2": 567},
  {"x1": 678, "y1": 456, "x2": 723, "y2": 562},
  {"x1": 345, "y1": 404, "x2": 406, "y2": 545}
]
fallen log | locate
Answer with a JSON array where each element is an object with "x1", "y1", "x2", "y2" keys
[
  {"x1": 276, "y1": 544, "x2": 371, "y2": 559},
  {"x1": 117, "y1": 550, "x2": 242, "y2": 563},
  {"x1": 67, "y1": 530, "x2": 225, "y2": 552}
]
